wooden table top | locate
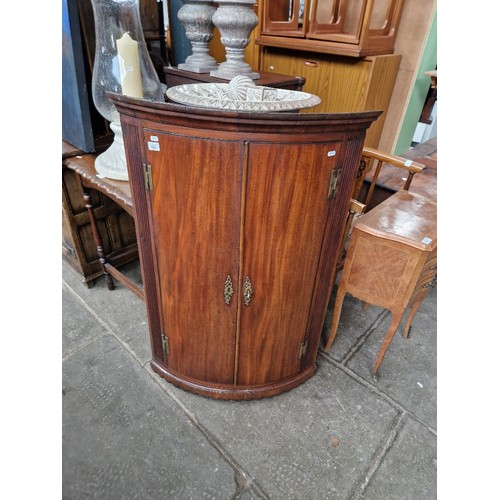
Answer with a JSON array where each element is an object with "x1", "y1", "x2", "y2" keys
[
  {"x1": 354, "y1": 190, "x2": 437, "y2": 251},
  {"x1": 164, "y1": 66, "x2": 306, "y2": 88},
  {"x1": 63, "y1": 153, "x2": 134, "y2": 216},
  {"x1": 62, "y1": 140, "x2": 82, "y2": 159}
]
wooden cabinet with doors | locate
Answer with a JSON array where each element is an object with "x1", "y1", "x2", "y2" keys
[
  {"x1": 257, "y1": 0, "x2": 406, "y2": 58},
  {"x1": 249, "y1": 1, "x2": 407, "y2": 150},
  {"x1": 111, "y1": 93, "x2": 380, "y2": 399},
  {"x1": 260, "y1": 48, "x2": 400, "y2": 148}
]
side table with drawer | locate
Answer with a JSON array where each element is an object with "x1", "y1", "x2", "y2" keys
[
  {"x1": 62, "y1": 142, "x2": 139, "y2": 287},
  {"x1": 64, "y1": 153, "x2": 143, "y2": 300},
  {"x1": 324, "y1": 190, "x2": 437, "y2": 379}
]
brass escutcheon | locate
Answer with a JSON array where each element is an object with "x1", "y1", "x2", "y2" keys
[
  {"x1": 243, "y1": 276, "x2": 253, "y2": 306},
  {"x1": 224, "y1": 276, "x2": 234, "y2": 304}
]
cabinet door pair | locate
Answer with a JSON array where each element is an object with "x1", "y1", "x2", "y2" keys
[
  {"x1": 143, "y1": 129, "x2": 341, "y2": 387},
  {"x1": 262, "y1": 0, "x2": 404, "y2": 47}
]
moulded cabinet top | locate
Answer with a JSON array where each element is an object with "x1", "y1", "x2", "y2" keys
[{"x1": 109, "y1": 93, "x2": 382, "y2": 137}]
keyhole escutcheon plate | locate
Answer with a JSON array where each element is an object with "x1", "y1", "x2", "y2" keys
[
  {"x1": 224, "y1": 275, "x2": 234, "y2": 305},
  {"x1": 243, "y1": 276, "x2": 253, "y2": 306}
]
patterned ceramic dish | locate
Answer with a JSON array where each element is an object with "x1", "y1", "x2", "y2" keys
[{"x1": 166, "y1": 75, "x2": 321, "y2": 112}]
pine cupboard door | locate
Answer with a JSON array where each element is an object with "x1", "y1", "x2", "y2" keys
[
  {"x1": 144, "y1": 130, "x2": 243, "y2": 385},
  {"x1": 237, "y1": 141, "x2": 341, "y2": 386}
]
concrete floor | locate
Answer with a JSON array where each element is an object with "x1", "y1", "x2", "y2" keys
[{"x1": 62, "y1": 259, "x2": 436, "y2": 499}]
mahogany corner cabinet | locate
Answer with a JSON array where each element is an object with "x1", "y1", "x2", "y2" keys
[{"x1": 110, "y1": 93, "x2": 380, "y2": 400}]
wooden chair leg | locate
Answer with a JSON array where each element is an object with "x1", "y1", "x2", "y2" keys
[
  {"x1": 324, "y1": 286, "x2": 346, "y2": 351},
  {"x1": 371, "y1": 309, "x2": 404, "y2": 380}
]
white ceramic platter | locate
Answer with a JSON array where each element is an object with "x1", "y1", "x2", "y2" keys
[{"x1": 166, "y1": 76, "x2": 321, "y2": 112}]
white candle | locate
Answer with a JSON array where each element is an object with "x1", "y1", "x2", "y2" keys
[{"x1": 116, "y1": 32, "x2": 143, "y2": 98}]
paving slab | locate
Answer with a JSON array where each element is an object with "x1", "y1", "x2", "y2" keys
[
  {"x1": 362, "y1": 417, "x2": 437, "y2": 500},
  {"x1": 62, "y1": 282, "x2": 107, "y2": 358},
  {"x1": 322, "y1": 289, "x2": 389, "y2": 361},
  {"x1": 62, "y1": 333, "x2": 240, "y2": 499},
  {"x1": 62, "y1": 258, "x2": 437, "y2": 499},
  {"x1": 62, "y1": 263, "x2": 151, "y2": 365},
  {"x1": 153, "y1": 356, "x2": 401, "y2": 499},
  {"x1": 322, "y1": 284, "x2": 437, "y2": 430}
]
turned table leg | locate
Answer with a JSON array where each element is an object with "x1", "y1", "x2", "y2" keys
[{"x1": 82, "y1": 185, "x2": 115, "y2": 291}]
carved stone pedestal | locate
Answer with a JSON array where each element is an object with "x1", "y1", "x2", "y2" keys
[
  {"x1": 177, "y1": 0, "x2": 218, "y2": 73},
  {"x1": 210, "y1": 0, "x2": 259, "y2": 80}
]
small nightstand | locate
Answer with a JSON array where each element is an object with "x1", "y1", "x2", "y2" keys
[{"x1": 324, "y1": 190, "x2": 437, "y2": 380}]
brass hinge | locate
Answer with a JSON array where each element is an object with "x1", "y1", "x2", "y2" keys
[
  {"x1": 327, "y1": 168, "x2": 342, "y2": 199},
  {"x1": 143, "y1": 163, "x2": 153, "y2": 191},
  {"x1": 161, "y1": 332, "x2": 169, "y2": 357},
  {"x1": 298, "y1": 339, "x2": 309, "y2": 359}
]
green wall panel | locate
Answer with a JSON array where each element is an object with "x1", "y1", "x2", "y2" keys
[{"x1": 394, "y1": 9, "x2": 437, "y2": 155}]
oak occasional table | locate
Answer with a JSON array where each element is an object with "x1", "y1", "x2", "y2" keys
[
  {"x1": 65, "y1": 154, "x2": 144, "y2": 301},
  {"x1": 324, "y1": 190, "x2": 437, "y2": 380}
]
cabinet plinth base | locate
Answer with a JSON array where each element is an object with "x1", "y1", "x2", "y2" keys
[{"x1": 150, "y1": 359, "x2": 317, "y2": 400}]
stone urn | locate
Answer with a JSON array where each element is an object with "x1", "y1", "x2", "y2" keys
[
  {"x1": 177, "y1": 0, "x2": 218, "y2": 73},
  {"x1": 210, "y1": 0, "x2": 259, "y2": 80}
]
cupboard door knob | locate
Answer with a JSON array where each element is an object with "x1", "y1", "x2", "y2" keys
[
  {"x1": 224, "y1": 275, "x2": 234, "y2": 305},
  {"x1": 243, "y1": 276, "x2": 253, "y2": 306}
]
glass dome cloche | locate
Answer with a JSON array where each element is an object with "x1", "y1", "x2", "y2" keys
[{"x1": 90, "y1": 0, "x2": 164, "y2": 180}]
